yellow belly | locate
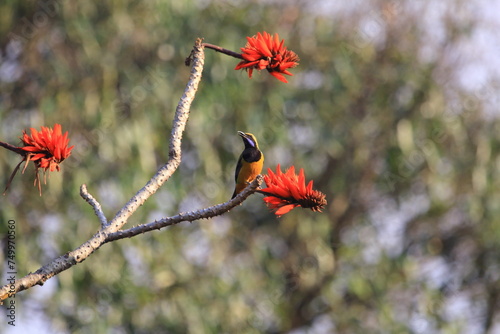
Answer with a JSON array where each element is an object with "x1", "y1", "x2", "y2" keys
[{"x1": 234, "y1": 158, "x2": 264, "y2": 196}]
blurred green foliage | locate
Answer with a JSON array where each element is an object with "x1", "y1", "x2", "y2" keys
[{"x1": 1, "y1": 0, "x2": 499, "y2": 333}]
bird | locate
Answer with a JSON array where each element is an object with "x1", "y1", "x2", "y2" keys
[{"x1": 232, "y1": 131, "x2": 264, "y2": 199}]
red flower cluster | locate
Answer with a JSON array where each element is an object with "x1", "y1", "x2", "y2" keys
[
  {"x1": 260, "y1": 164, "x2": 327, "y2": 217},
  {"x1": 235, "y1": 32, "x2": 300, "y2": 83},
  {"x1": 0, "y1": 123, "x2": 73, "y2": 194},
  {"x1": 20, "y1": 123, "x2": 74, "y2": 173}
]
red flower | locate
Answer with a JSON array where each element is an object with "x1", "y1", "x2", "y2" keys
[
  {"x1": 234, "y1": 32, "x2": 299, "y2": 83},
  {"x1": 20, "y1": 123, "x2": 74, "y2": 173},
  {"x1": 0, "y1": 123, "x2": 74, "y2": 194},
  {"x1": 259, "y1": 164, "x2": 327, "y2": 217}
]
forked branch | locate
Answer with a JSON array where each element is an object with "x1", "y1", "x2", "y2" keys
[{"x1": 0, "y1": 38, "x2": 255, "y2": 303}]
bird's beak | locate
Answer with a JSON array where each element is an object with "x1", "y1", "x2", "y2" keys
[{"x1": 238, "y1": 131, "x2": 257, "y2": 148}]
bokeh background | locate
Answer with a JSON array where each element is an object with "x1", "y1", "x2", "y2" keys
[{"x1": 1, "y1": 0, "x2": 500, "y2": 333}]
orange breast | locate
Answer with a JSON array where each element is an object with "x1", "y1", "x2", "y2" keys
[
  {"x1": 238, "y1": 159, "x2": 264, "y2": 183},
  {"x1": 234, "y1": 156, "x2": 264, "y2": 196}
]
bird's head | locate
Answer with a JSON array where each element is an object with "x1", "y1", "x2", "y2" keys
[{"x1": 238, "y1": 131, "x2": 259, "y2": 149}]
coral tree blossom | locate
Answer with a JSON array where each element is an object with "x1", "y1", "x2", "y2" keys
[
  {"x1": 260, "y1": 164, "x2": 327, "y2": 217},
  {"x1": 234, "y1": 32, "x2": 299, "y2": 83},
  {"x1": 20, "y1": 123, "x2": 74, "y2": 173},
  {"x1": 0, "y1": 123, "x2": 74, "y2": 194}
]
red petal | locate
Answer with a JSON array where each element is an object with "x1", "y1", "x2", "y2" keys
[
  {"x1": 274, "y1": 204, "x2": 297, "y2": 217},
  {"x1": 267, "y1": 71, "x2": 287, "y2": 83}
]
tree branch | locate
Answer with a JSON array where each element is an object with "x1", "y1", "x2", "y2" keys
[
  {"x1": 0, "y1": 38, "x2": 208, "y2": 302},
  {"x1": 105, "y1": 176, "x2": 263, "y2": 243},
  {"x1": 80, "y1": 184, "x2": 107, "y2": 227},
  {"x1": 109, "y1": 38, "x2": 205, "y2": 230}
]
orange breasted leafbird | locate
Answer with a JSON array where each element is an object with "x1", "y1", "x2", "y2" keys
[{"x1": 231, "y1": 131, "x2": 264, "y2": 199}]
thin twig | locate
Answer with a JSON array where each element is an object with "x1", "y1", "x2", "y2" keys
[
  {"x1": 0, "y1": 141, "x2": 25, "y2": 155},
  {"x1": 80, "y1": 184, "x2": 107, "y2": 227},
  {"x1": 202, "y1": 43, "x2": 244, "y2": 60}
]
